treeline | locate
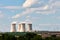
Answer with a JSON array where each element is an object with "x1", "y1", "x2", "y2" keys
[{"x1": 0, "y1": 32, "x2": 60, "y2": 40}]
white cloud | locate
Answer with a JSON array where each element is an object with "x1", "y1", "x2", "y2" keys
[
  {"x1": 54, "y1": 1, "x2": 60, "y2": 6},
  {"x1": 39, "y1": 24, "x2": 60, "y2": 26},
  {"x1": 56, "y1": 16, "x2": 60, "y2": 19},
  {"x1": 12, "y1": 14, "x2": 20, "y2": 19},
  {"x1": 43, "y1": 5, "x2": 49, "y2": 10},
  {"x1": 50, "y1": 0, "x2": 60, "y2": 9},
  {"x1": 54, "y1": 1, "x2": 60, "y2": 9},
  {"x1": 0, "y1": 11, "x2": 2, "y2": 13},
  {"x1": 12, "y1": 0, "x2": 57, "y2": 19},
  {"x1": 0, "y1": 14, "x2": 4, "y2": 18},
  {"x1": 12, "y1": 8, "x2": 33, "y2": 19},
  {"x1": 26, "y1": 16, "x2": 30, "y2": 18},
  {"x1": 3, "y1": 6, "x2": 20, "y2": 9},
  {"x1": 36, "y1": 9, "x2": 55, "y2": 15},
  {"x1": 25, "y1": 16, "x2": 40, "y2": 22},
  {"x1": 12, "y1": 5, "x2": 55, "y2": 19},
  {"x1": 0, "y1": 11, "x2": 4, "y2": 18},
  {"x1": 12, "y1": 4, "x2": 51, "y2": 19},
  {"x1": 11, "y1": 21, "x2": 17, "y2": 24},
  {"x1": 0, "y1": 6, "x2": 21, "y2": 10},
  {"x1": 23, "y1": 0, "x2": 38, "y2": 7}
]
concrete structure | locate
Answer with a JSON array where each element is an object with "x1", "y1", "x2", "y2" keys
[
  {"x1": 10, "y1": 21, "x2": 32, "y2": 32},
  {"x1": 27, "y1": 23, "x2": 32, "y2": 32},
  {"x1": 17, "y1": 23, "x2": 21, "y2": 32},
  {"x1": 20, "y1": 22, "x2": 26, "y2": 32},
  {"x1": 10, "y1": 22, "x2": 16, "y2": 32}
]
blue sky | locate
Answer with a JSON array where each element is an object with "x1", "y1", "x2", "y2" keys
[{"x1": 0, "y1": 0, "x2": 60, "y2": 32}]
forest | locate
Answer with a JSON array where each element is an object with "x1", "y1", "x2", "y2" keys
[{"x1": 0, "y1": 32, "x2": 60, "y2": 40}]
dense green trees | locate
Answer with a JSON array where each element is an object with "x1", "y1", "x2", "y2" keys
[
  {"x1": 0, "y1": 32, "x2": 60, "y2": 40},
  {"x1": 31, "y1": 35, "x2": 42, "y2": 40}
]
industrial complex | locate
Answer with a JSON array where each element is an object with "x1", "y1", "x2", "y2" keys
[
  {"x1": 10, "y1": 22, "x2": 32, "y2": 32},
  {"x1": 10, "y1": 21, "x2": 60, "y2": 38}
]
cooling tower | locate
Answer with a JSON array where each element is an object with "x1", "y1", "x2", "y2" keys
[
  {"x1": 10, "y1": 22, "x2": 16, "y2": 32},
  {"x1": 28, "y1": 23, "x2": 32, "y2": 32},
  {"x1": 17, "y1": 23, "x2": 21, "y2": 32},
  {"x1": 20, "y1": 22, "x2": 25, "y2": 32}
]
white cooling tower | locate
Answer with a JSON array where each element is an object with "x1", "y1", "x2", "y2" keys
[
  {"x1": 27, "y1": 23, "x2": 32, "y2": 32},
  {"x1": 17, "y1": 23, "x2": 21, "y2": 32},
  {"x1": 20, "y1": 22, "x2": 26, "y2": 32},
  {"x1": 10, "y1": 22, "x2": 16, "y2": 32}
]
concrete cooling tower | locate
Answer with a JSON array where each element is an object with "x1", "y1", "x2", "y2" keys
[
  {"x1": 27, "y1": 23, "x2": 32, "y2": 32},
  {"x1": 20, "y1": 22, "x2": 26, "y2": 32},
  {"x1": 10, "y1": 21, "x2": 32, "y2": 32},
  {"x1": 10, "y1": 22, "x2": 16, "y2": 32},
  {"x1": 17, "y1": 23, "x2": 21, "y2": 32}
]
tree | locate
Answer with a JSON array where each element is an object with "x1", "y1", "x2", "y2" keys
[
  {"x1": 25, "y1": 33, "x2": 37, "y2": 40},
  {"x1": 31, "y1": 35, "x2": 42, "y2": 40}
]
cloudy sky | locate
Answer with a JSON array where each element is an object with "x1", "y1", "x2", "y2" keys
[{"x1": 0, "y1": 0, "x2": 60, "y2": 32}]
